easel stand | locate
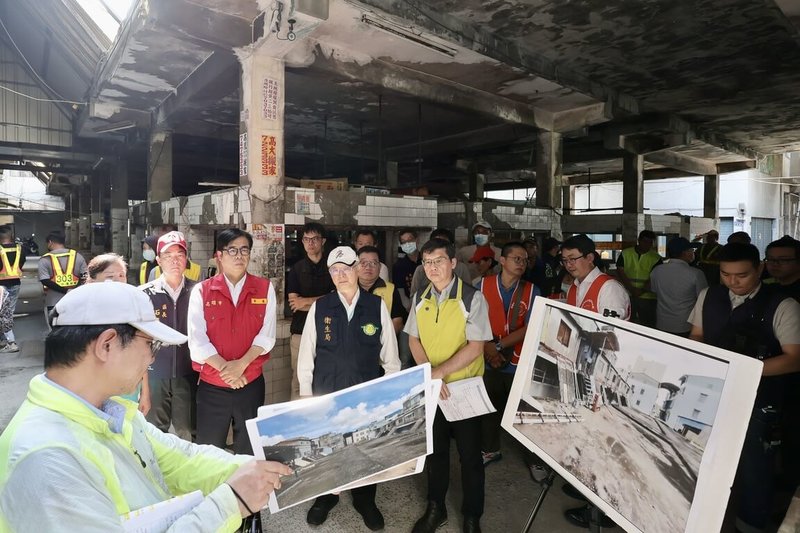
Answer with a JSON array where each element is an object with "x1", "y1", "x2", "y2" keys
[{"x1": 521, "y1": 467, "x2": 604, "y2": 533}]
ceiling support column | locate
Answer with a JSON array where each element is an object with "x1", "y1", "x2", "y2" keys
[
  {"x1": 703, "y1": 174, "x2": 720, "y2": 220},
  {"x1": 535, "y1": 130, "x2": 563, "y2": 210},
  {"x1": 239, "y1": 50, "x2": 287, "y2": 315},
  {"x1": 147, "y1": 130, "x2": 173, "y2": 203},
  {"x1": 111, "y1": 161, "x2": 129, "y2": 258},
  {"x1": 622, "y1": 152, "x2": 645, "y2": 243}
]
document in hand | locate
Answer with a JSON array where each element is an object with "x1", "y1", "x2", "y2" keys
[
  {"x1": 437, "y1": 376, "x2": 496, "y2": 422},
  {"x1": 246, "y1": 364, "x2": 438, "y2": 513},
  {"x1": 121, "y1": 490, "x2": 203, "y2": 533}
]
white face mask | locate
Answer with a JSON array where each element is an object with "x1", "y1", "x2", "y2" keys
[
  {"x1": 143, "y1": 249, "x2": 156, "y2": 262},
  {"x1": 474, "y1": 234, "x2": 489, "y2": 246},
  {"x1": 400, "y1": 242, "x2": 417, "y2": 255}
]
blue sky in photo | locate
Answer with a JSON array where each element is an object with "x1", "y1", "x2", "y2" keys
[{"x1": 256, "y1": 366, "x2": 426, "y2": 444}]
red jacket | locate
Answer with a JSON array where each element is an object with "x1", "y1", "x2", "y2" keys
[
  {"x1": 481, "y1": 274, "x2": 535, "y2": 366},
  {"x1": 566, "y1": 273, "x2": 613, "y2": 313},
  {"x1": 193, "y1": 274, "x2": 271, "y2": 387}
]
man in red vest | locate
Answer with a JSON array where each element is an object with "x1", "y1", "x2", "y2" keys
[
  {"x1": 477, "y1": 242, "x2": 539, "y2": 466},
  {"x1": 560, "y1": 234, "x2": 630, "y2": 529},
  {"x1": 187, "y1": 228, "x2": 276, "y2": 454}
]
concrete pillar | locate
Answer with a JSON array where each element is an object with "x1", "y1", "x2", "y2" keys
[
  {"x1": 77, "y1": 185, "x2": 91, "y2": 254},
  {"x1": 90, "y1": 173, "x2": 106, "y2": 256},
  {"x1": 467, "y1": 163, "x2": 484, "y2": 201},
  {"x1": 66, "y1": 189, "x2": 79, "y2": 247},
  {"x1": 239, "y1": 50, "x2": 286, "y2": 315},
  {"x1": 535, "y1": 131, "x2": 562, "y2": 209},
  {"x1": 562, "y1": 184, "x2": 574, "y2": 214},
  {"x1": 147, "y1": 130, "x2": 173, "y2": 203},
  {"x1": 703, "y1": 174, "x2": 719, "y2": 220},
  {"x1": 622, "y1": 153, "x2": 645, "y2": 243},
  {"x1": 386, "y1": 161, "x2": 398, "y2": 189},
  {"x1": 110, "y1": 161, "x2": 129, "y2": 258}
]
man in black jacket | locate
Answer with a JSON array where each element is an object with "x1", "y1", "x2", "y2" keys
[{"x1": 139, "y1": 231, "x2": 197, "y2": 441}]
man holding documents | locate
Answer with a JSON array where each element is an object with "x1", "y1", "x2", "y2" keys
[
  {"x1": 0, "y1": 282, "x2": 290, "y2": 532},
  {"x1": 297, "y1": 246, "x2": 400, "y2": 530},
  {"x1": 404, "y1": 238, "x2": 492, "y2": 533}
]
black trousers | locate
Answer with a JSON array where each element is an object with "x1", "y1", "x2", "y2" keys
[
  {"x1": 196, "y1": 374, "x2": 265, "y2": 454},
  {"x1": 481, "y1": 367, "x2": 515, "y2": 453},
  {"x1": 428, "y1": 407, "x2": 484, "y2": 518}
]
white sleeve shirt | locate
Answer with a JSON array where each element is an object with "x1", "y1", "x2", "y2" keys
[
  {"x1": 188, "y1": 274, "x2": 277, "y2": 363},
  {"x1": 297, "y1": 294, "x2": 400, "y2": 397}
]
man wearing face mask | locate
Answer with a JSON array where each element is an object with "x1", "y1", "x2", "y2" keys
[
  {"x1": 457, "y1": 222, "x2": 501, "y2": 282},
  {"x1": 393, "y1": 229, "x2": 421, "y2": 310},
  {"x1": 139, "y1": 235, "x2": 159, "y2": 285}
]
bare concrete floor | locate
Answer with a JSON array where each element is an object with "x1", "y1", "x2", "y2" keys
[{"x1": 0, "y1": 274, "x2": 591, "y2": 533}]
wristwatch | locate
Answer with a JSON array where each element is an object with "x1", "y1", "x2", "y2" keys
[{"x1": 495, "y1": 340, "x2": 504, "y2": 352}]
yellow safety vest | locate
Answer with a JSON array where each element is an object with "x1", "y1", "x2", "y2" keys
[
  {"x1": 372, "y1": 280, "x2": 395, "y2": 314},
  {"x1": 416, "y1": 278, "x2": 484, "y2": 383},
  {"x1": 620, "y1": 247, "x2": 661, "y2": 300},
  {"x1": 698, "y1": 243, "x2": 721, "y2": 265},
  {"x1": 0, "y1": 245, "x2": 21, "y2": 281},
  {"x1": 142, "y1": 261, "x2": 202, "y2": 284},
  {"x1": 44, "y1": 250, "x2": 79, "y2": 288},
  {"x1": 0, "y1": 375, "x2": 243, "y2": 531}
]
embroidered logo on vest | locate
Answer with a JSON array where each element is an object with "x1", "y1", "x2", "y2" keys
[{"x1": 361, "y1": 323, "x2": 378, "y2": 336}]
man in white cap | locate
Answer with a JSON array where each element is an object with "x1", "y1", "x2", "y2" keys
[
  {"x1": 297, "y1": 246, "x2": 400, "y2": 530},
  {"x1": 457, "y1": 221, "x2": 501, "y2": 281},
  {"x1": 139, "y1": 231, "x2": 198, "y2": 440},
  {"x1": 0, "y1": 282, "x2": 291, "y2": 531}
]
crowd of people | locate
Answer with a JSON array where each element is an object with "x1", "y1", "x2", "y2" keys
[{"x1": 0, "y1": 221, "x2": 799, "y2": 532}]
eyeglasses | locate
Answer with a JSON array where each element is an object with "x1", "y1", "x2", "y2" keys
[
  {"x1": 358, "y1": 259, "x2": 379, "y2": 268},
  {"x1": 134, "y1": 334, "x2": 163, "y2": 358},
  {"x1": 422, "y1": 257, "x2": 450, "y2": 268},
  {"x1": 561, "y1": 253, "x2": 588, "y2": 266},
  {"x1": 223, "y1": 246, "x2": 250, "y2": 257},
  {"x1": 329, "y1": 266, "x2": 354, "y2": 277},
  {"x1": 302, "y1": 236, "x2": 322, "y2": 244},
  {"x1": 765, "y1": 257, "x2": 797, "y2": 265},
  {"x1": 504, "y1": 256, "x2": 528, "y2": 265}
]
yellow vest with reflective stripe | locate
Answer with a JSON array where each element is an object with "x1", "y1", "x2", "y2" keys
[
  {"x1": 372, "y1": 280, "x2": 395, "y2": 314},
  {"x1": 0, "y1": 245, "x2": 21, "y2": 281},
  {"x1": 142, "y1": 261, "x2": 202, "y2": 285},
  {"x1": 416, "y1": 278, "x2": 484, "y2": 383},
  {"x1": 621, "y1": 247, "x2": 661, "y2": 300},
  {"x1": 44, "y1": 250, "x2": 79, "y2": 288}
]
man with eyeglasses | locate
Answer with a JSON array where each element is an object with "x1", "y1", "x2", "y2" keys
[
  {"x1": 0, "y1": 282, "x2": 291, "y2": 531},
  {"x1": 561, "y1": 234, "x2": 630, "y2": 321},
  {"x1": 405, "y1": 238, "x2": 492, "y2": 533},
  {"x1": 297, "y1": 246, "x2": 400, "y2": 530},
  {"x1": 188, "y1": 228, "x2": 276, "y2": 454},
  {"x1": 477, "y1": 242, "x2": 539, "y2": 467},
  {"x1": 765, "y1": 236, "x2": 800, "y2": 301},
  {"x1": 559, "y1": 234, "x2": 629, "y2": 529},
  {"x1": 139, "y1": 231, "x2": 198, "y2": 441},
  {"x1": 356, "y1": 245, "x2": 407, "y2": 332},
  {"x1": 409, "y1": 228, "x2": 472, "y2": 298},
  {"x1": 287, "y1": 222, "x2": 335, "y2": 399},
  {"x1": 688, "y1": 243, "x2": 800, "y2": 532},
  {"x1": 353, "y1": 228, "x2": 389, "y2": 281}
]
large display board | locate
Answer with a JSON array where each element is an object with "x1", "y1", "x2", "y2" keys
[{"x1": 501, "y1": 298, "x2": 762, "y2": 533}]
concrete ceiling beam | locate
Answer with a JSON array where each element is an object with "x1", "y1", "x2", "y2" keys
[
  {"x1": 567, "y1": 168, "x2": 695, "y2": 186},
  {"x1": 717, "y1": 161, "x2": 757, "y2": 174},
  {"x1": 155, "y1": 51, "x2": 240, "y2": 128},
  {"x1": 304, "y1": 50, "x2": 552, "y2": 129},
  {"x1": 643, "y1": 149, "x2": 718, "y2": 176}
]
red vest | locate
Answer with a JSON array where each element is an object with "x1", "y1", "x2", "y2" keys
[
  {"x1": 194, "y1": 274, "x2": 271, "y2": 387},
  {"x1": 481, "y1": 274, "x2": 534, "y2": 366},
  {"x1": 566, "y1": 273, "x2": 613, "y2": 313}
]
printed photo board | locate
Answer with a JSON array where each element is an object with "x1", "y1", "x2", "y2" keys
[{"x1": 501, "y1": 298, "x2": 762, "y2": 533}]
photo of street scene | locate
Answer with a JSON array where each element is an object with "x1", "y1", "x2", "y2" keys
[
  {"x1": 511, "y1": 304, "x2": 729, "y2": 533},
  {"x1": 252, "y1": 366, "x2": 430, "y2": 511}
]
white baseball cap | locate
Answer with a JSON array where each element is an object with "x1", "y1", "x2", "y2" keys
[
  {"x1": 326, "y1": 246, "x2": 357, "y2": 267},
  {"x1": 472, "y1": 221, "x2": 492, "y2": 231},
  {"x1": 51, "y1": 282, "x2": 188, "y2": 345}
]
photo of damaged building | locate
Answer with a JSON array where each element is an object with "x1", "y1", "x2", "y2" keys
[{"x1": 512, "y1": 303, "x2": 729, "y2": 533}]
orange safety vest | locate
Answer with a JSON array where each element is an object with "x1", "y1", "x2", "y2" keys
[
  {"x1": 481, "y1": 274, "x2": 534, "y2": 366},
  {"x1": 0, "y1": 244, "x2": 21, "y2": 281},
  {"x1": 566, "y1": 273, "x2": 614, "y2": 313},
  {"x1": 45, "y1": 250, "x2": 79, "y2": 288}
]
